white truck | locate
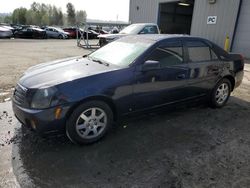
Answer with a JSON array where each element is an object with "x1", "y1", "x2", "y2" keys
[{"x1": 98, "y1": 23, "x2": 160, "y2": 47}]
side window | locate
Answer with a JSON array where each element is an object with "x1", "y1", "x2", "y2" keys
[
  {"x1": 187, "y1": 41, "x2": 211, "y2": 62},
  {"x1": 140, "y1": 26, "x2": 158, "y2": 34},
  {"x1": 147, "y1": 42, "x2": 183, "y2": 67}
]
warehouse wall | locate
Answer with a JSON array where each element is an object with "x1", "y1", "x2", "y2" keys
[
  {"x1": 190, "y1": 0, "x2": 241, "y2": 48},
  {"x1": 129, "y1": 0, "x2": 179, "y2": 24},
  {"x1": 232, "y1": 0, "x2": 250, "y2": 58},
  {"x1": 129, "y1": 0, "x2": 248, "y2": 56}
]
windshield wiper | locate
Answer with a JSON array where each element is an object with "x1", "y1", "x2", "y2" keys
[{"x1": 88, "y1": 57, "x2": 110, "y2": 67}]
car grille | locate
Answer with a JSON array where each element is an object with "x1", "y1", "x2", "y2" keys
[{"x1": 13, "y1": 84, "x2": 29, "y2": 107}]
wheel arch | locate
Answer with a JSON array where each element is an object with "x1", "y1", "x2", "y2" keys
[
  {"x1": 223, "y1": 75, "x2": 235, "y2": 91},
  {"x1": 66, "y1": 96, "x2": 118, "y2": 121}
]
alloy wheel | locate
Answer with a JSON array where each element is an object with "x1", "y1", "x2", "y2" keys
[
  {"x1": 75, "y1": 107, "x2": 107, "y2": 139},
  {"x1": 215, "y1": 83, "x2": 229, "y2": 104}
]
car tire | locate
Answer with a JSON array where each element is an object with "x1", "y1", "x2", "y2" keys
[
  {"x1": 210, "y1": 78, "x2": 232, "y2": 108},
  {"x1": 66, "y1": 100, "x2": 113, "y2": 145},
  {"x1": 58, "y1": 35, "x2": 63, "y2": 39}
]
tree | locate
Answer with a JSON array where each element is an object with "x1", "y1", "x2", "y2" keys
[
  {"x1": 41, "y1": 14, "x2": 49, "y2": 26},
  {"x1": 51, "y1": 6, "x2": 58, "y2": 25},
  {"x1": 12, "y1": 8, "x2": 27, "y2": 24},
  {"x1": 30, "y1": 2, "x2": 39, "y2": 12},
  {"x1": 76, "y1": 10, "x2": 87, "y2": 25},
  {"x1": 57, "y1": 10, "x2": 64, "y2": 26},
  {"x1": 25, "y1": 10, "x2": 35, "y2": 25},
  {"x1": 66, "y1": 2, "x2": 76, "y2": 25},
  {"x1": 0, "y1": 16, "x2": 3, "y2": 23},
  {"x1": 3, "y1": 16, "x2": 12, "y2": 23},
  {"x1": 6, "y1": 2, "x2": 86, "y2": 26}
]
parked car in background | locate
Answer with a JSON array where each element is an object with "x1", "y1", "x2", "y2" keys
[
  {"x1": 14, "y1": 27, "x2": 46, "y2": 39},
  {"x1": 110, "y1": 27, "x2": 119, "y2": 34},
  {"x1": 84, "y1": 29, "x2": 99, "y2": 39},
  {"x1": 63, "y1": 27, "x2": 78, "y2": 38},
  {"x1": 44, "y1": 27, "x2": 69, "y2": 39},
  {"x1": 0, "y1": 26, "x2": 13, "y2": 38},
  {"x1": 98, "y1": 23, "x2": 160, "y2": 46},
  {"x1": 11, "y1": 24, "x2": 25, "y2": 33},
  {"x1": 12, "y1": 35, "x2": 244, "y2": 145},
  {"x1": 0, "y1": 25, "x2": 14, "y2": 34},
  {"x1": 94, "y1": 28, "x2": 109, "y2": 35},
  {"x1": 62, "y1": 27, "x2": 98, "y2": 39}
]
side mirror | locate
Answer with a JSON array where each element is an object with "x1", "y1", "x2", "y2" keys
[{"x1": 141, "y1": 60, "x2": 160, "y2": 71}]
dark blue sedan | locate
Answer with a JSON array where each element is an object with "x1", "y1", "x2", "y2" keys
[{"x1": 12, "y1": 35, "x2": 244, "y2": 144}]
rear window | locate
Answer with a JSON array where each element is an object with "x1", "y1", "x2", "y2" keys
[{"x1": 140, "y1": 26, "x2": 158, "y2": 34}]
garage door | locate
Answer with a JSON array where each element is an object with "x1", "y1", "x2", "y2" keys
[{"x1": 232, "y1": 0, "x2": 250, "y2": 58}]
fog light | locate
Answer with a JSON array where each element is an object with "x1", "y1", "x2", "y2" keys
[
  {"x1": 30, "y1": 119, "x2": 37, "y2": 130},
  {"x1": 55, "y1": 107, "x2": 62, "y2": 119}
]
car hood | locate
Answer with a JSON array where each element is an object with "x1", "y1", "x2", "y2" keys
[
  {"x1": 19, "y1": 56, "x2": 119, "y2": 89},
  {"x1": 98, "y1": 33, "x2": 128, "y2": 39},
  {"x1": 0, "y1": 27, "x2": 11, "y2": 32}
]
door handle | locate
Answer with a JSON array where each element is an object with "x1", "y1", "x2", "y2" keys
[{"x1": 176, "y1": 74, "x2": 186, "y2": 79}]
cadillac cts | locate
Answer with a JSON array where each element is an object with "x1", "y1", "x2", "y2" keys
[{"x1": 12, "y1": 35, "x2": 244, "y2": 144}]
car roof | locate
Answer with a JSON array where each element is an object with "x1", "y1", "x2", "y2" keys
[
  {"x1": 131, "y1": 23, "x2": 158, "y2": 26},
  {"x1": 120, "y1": 34, "x2": 209, "y2": 43}
]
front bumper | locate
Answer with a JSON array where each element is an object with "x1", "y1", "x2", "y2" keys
[{"x1": 12, "y1": 101, "x2": 72, "y2": 134}]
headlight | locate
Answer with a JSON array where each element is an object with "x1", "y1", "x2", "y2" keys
[{"x1": 31, "y1": 87, "x2": 58, "y2": 109}]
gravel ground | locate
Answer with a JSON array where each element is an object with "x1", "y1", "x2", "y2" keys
[
  {"x1": 0, "y1": 39, "x2": 250, "y2": 188},
  {"x1": 0, "y1": 39, "x2": 94, "y2": 102}
]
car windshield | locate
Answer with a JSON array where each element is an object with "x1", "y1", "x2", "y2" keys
[
  {"x1": 88, "y1": 40, "x2": 152, "y2": 67},
  {"x1": 119, "y1": 24, "x2": 143, "y2": 34}
]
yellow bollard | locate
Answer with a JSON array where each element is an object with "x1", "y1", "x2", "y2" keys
[{"x1": 224, "y1": 35, "x2": 230, "y2": 52}]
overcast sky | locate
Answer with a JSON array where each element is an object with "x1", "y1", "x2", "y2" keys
[{"x1": 0, "y1": 0, "x2": 130, "y2": 21}]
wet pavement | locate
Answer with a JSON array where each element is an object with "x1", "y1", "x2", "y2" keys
[{"x1": 1, "y1": 96, "x2": 250, "y2": 188}]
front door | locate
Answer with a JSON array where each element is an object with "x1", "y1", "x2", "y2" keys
[{"x1": 133, "y1": 40, "x2": 189, "y2": 111}]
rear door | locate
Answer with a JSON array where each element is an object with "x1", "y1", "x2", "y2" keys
[
  {"x1": 184, "y1": 40, "x2": 223, "y2": 97},
  {"x1": 133, "y1": 40, "x2": 189, "y2": 111}
]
